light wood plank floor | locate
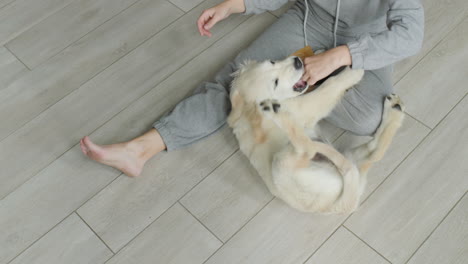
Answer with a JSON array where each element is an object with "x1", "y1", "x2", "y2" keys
[{"x1": 0, "y1": 0, "x2": 466, "y2": 263}]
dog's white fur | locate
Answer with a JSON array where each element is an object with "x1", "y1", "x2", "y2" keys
[{"x1": 228, "y1": 57, "x2": 405, "y2": 213}]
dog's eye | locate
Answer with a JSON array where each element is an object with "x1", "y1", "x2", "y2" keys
[
  {"x1": 274, "y1": 78, "x2": 278, "y2": 86},
  {"x1": 270, "y1": 60, "x2": 275, "y2": 65}
]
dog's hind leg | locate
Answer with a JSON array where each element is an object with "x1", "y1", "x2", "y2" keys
[
  {"x1": 283, "y1": 67, "x2": 364, "y2": 127},
  {"x1": 227, "y1": 90, "x2": 244, "y2": 127},
  {"x1": 261, "y1": 99, "x2": 361, "y2": 213},
  {"x1": 260, "y1": 99, "x2": 353, "y2": 175},
  {"x1": 349, "y1": 94, "x2": 405, "y2": 175}
]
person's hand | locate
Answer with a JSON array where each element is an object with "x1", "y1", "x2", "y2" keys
[
  {"x1": 197, "y1": 0, "x2": 245, "y2": 37},
  {"x1": 302, "y1": 45, "x2": 352, "y2": 85}
]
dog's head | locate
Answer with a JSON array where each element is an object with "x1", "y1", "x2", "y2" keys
[{"x1": 231, "y1": 56, "x2": 309, "y2": 102}]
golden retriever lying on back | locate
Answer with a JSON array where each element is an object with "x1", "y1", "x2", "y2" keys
[{"x1": 228, "y1": 56, "x2": 404, "y2": 213}]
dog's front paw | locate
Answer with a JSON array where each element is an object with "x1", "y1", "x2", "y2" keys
[
  {"x1": 378, "y1": 93, "x2": 405, "y2": 134},
  {"x1": 384, "y1": 93, "x2": 405, "y2": 112},
  {"x1": 338, "y1": 67, "x2": 365, "y2": 86},
  {"x1": 259, "y1": 99, "x2": 281, "y2": 114}
]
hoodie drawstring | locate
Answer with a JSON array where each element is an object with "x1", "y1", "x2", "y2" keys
[
  {"x1": 303, "y1": 0, "x2": 341, "y2": 48},
  {"x1": 333, "y1": 0, "x2": 341, "y2": 47},
  {"x1": 303, "y1": 0, "x2": 309, "y2": 47}
]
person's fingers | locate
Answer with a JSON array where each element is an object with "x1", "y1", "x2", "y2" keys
[
  {"x1": 302, "y1": 72, "x2": 310, "y2": 82},
  {"x1": 308, "y1": 77, "x2": 317, "y2": 86},
  {"x1": 197, "y1": 9, "x2": 214, "y2": 36},
  {"x1": 197, "y1": 15, "x2": 208, "y2": 35},
  {"x1": 204, "y1": 14, "x2": 219, "y2": 31},
  {"x1": 197, "y1": 17, "x2": 203, "y2": 35}
]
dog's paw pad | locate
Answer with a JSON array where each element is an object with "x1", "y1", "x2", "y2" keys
[
  {"x1": 392, "y1": 103, "x2": 402, "y2": 111},
  {"x1": 384, "y1": 93, "x2": 404, "y2": 112},
  {"x1": 272, "y1": 103, "x2": 281, "y2": 113},
  {"x1": 259, "y1": 99, "x2": 280, "y2": 114}
]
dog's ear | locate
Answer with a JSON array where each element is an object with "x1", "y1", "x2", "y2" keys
[
  {"x1": 240, "y1": 59, "x2": 256, "y2": 68},
  {"x1": 231, "y1": 59, "x2": 257, "y2": 78}
]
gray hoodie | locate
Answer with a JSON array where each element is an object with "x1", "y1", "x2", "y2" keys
[{"x1": 243, "y1": 0, "x2": 424, "y2": 70}]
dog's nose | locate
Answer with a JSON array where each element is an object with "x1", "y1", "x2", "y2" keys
[{"x1": 294, "y1": 57, "x2": 303, "y2": 70}]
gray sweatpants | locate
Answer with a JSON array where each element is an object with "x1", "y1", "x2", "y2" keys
[{"x1": 154, "y1": 1, "x2": 393, "y2": 151}]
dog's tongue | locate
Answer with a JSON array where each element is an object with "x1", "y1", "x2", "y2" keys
[{"x1": 293, "y1": 80, "x2": 308, "y2": 91}]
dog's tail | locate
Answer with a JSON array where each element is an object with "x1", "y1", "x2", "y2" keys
[{"x1": 330, "y1": 164, "x2": 362, "y2": 214}]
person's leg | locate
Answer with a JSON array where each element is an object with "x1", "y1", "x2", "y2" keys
[
  {"x1": 80, "y1": 129, "x2": 165, "y2": 177},
  {"x1": 154, "y1": 2, "x2": 328, "y2": 151},
  {"x1": 81, "y1": 1, "x2": 323, "y2": 176},
  {"x1": 324, "y1": 66, "x2": 394, "y2": 136}
]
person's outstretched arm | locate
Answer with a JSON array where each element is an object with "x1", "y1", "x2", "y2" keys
[
  {"x1": 302, "y1": 0, "x2": 424, "y2": 85},
  {"x1": 346, "y1": 0, "x2": 424, "y2": 70},
  {"x1": 197, "y1": 0, "x2": 246, "y2": 37},
  {"x1": 243, "y1": 0, "x2": 289, "y2": 15},
  {"x1": 198, "y1": 0, "x2": 290, "y2": 37}
]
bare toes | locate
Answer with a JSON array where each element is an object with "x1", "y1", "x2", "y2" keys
[{"x1": 79, "y1": 139, "x2": 88, "y2": 155}]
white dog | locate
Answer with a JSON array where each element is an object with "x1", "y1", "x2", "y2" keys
[{"x1": 227, "y1": 56, "x2": 404, "y2": 213}]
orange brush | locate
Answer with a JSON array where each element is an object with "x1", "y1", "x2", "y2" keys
[{"x1": 290, "y1": 45, "x2": 314, "y2": 61}]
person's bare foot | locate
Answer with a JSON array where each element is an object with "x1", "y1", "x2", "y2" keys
[
  {"x1": 80, "y1": 129, "x2": 166, "y2": 177},
  {"x1": 80, "y1": 136, "x2": 144, "y2": 177}
]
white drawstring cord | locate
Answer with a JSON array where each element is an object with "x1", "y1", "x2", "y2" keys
[
  {"x1": 304, "y1": 0, "x2": 341, "y2": 48},
  {"x1": 333, "y1": 0, "x2": 341, "y2": 47},
  {"x1": 303, "y1": 0, "x2": 309, "y2": 47}
]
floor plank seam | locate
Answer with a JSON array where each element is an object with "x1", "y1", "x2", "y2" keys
[
  {"x1": 4, "y1": 172, "x2": 121, "y2": 262},
  {"x1": 0, "y1": 5, "x2": 255, "y2": 144},
  {"x1": 342, "y1": 225, "x2": 393, "y2": 264},
  {"x1": 178, "y1": 201, "x2": 225, "y2": 244},
  {"x1": 74, "y1": 174, "x2": 121, "y2": 215},
  {"x1": 352, "y1": 131, "x2": 430, "y2": 210},
  {"x1": 166, "y1": 0, "x2": 188, "y2": 13},
  {"x1": 0, "y1": 0, "x2": 191, "y2": 143},
  {"x1": 426, "y1": 93, "x2": 468, "y2": 131},
  {"x1": 6, "y1": 0, "x2": 149, "y2": 70},
  {"x1": 93, "y1": 148, "x2": 239, "y2": 260},
  {"x1": 76, "y1": 210, "x2": 116, "y2": 255},
  {"x1": 201, "y1": 197, "x2": 275, "y2": 263},
  {"x1": 101, "y1": 202, "x2": 178, "y2": 263},
  {"x1": 334, "y1": 93, "x2": 468, "y2": 262},
  {"x1": 175, "y1": 0, "x2": 212, "y2": 13},
  {"x1": 0, "y1": 6, "x2": 257, "y2": 201},
  {"x1": 308, "y1": 118, "x2": 435, "y2": 262},
  {"x1": 301, "y1": 223, "x2": 347, "y2": 264},
  {"x1": 403, "y1": 190, "x2": 468, "y2": 264},
  {"x1": 3, "y1": 44, "x2": 30, "y2": 70},
  {"x1": 354, "y1": 95, "x2": 468, "y2": 217},
  {"x1": 0, "y1": 0, "x2": 15, "y2": 11},
  {"x1": 0, "y1": 0, "x2": 77, "y2": 46},
  {"x1": 3, "y1": 2, "x2": 467, "y2": 263},
  {"x1": 340, "y1": 93, "x2": 468, "y2": 262},
  {"x1": 178, "y1": 149, "x2": 239, "y2": 202},
  {"x1": 327, "y1": 114, "x2": 429, "y2": 219},
  {"x1": 404, "y1": 112, "x2": 431, "y2": 131},
  {"x1": 393, "y1": 16, "x2": 466, "y2": 87},
  {"x1": 0, "y1": 124, "x2": 125, "y2": 201},
  {"x1": 5, "y1": 211, "x2": 76, "y2": 264}
]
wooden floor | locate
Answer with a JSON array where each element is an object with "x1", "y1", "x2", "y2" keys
[{"x1": 0, "y1": 0, "x2": 467, "y2": 263}]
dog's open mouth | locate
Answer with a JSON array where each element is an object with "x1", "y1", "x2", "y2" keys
[{"x1": 293, "y1": 80, "x2": 308, "y2": 93}]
